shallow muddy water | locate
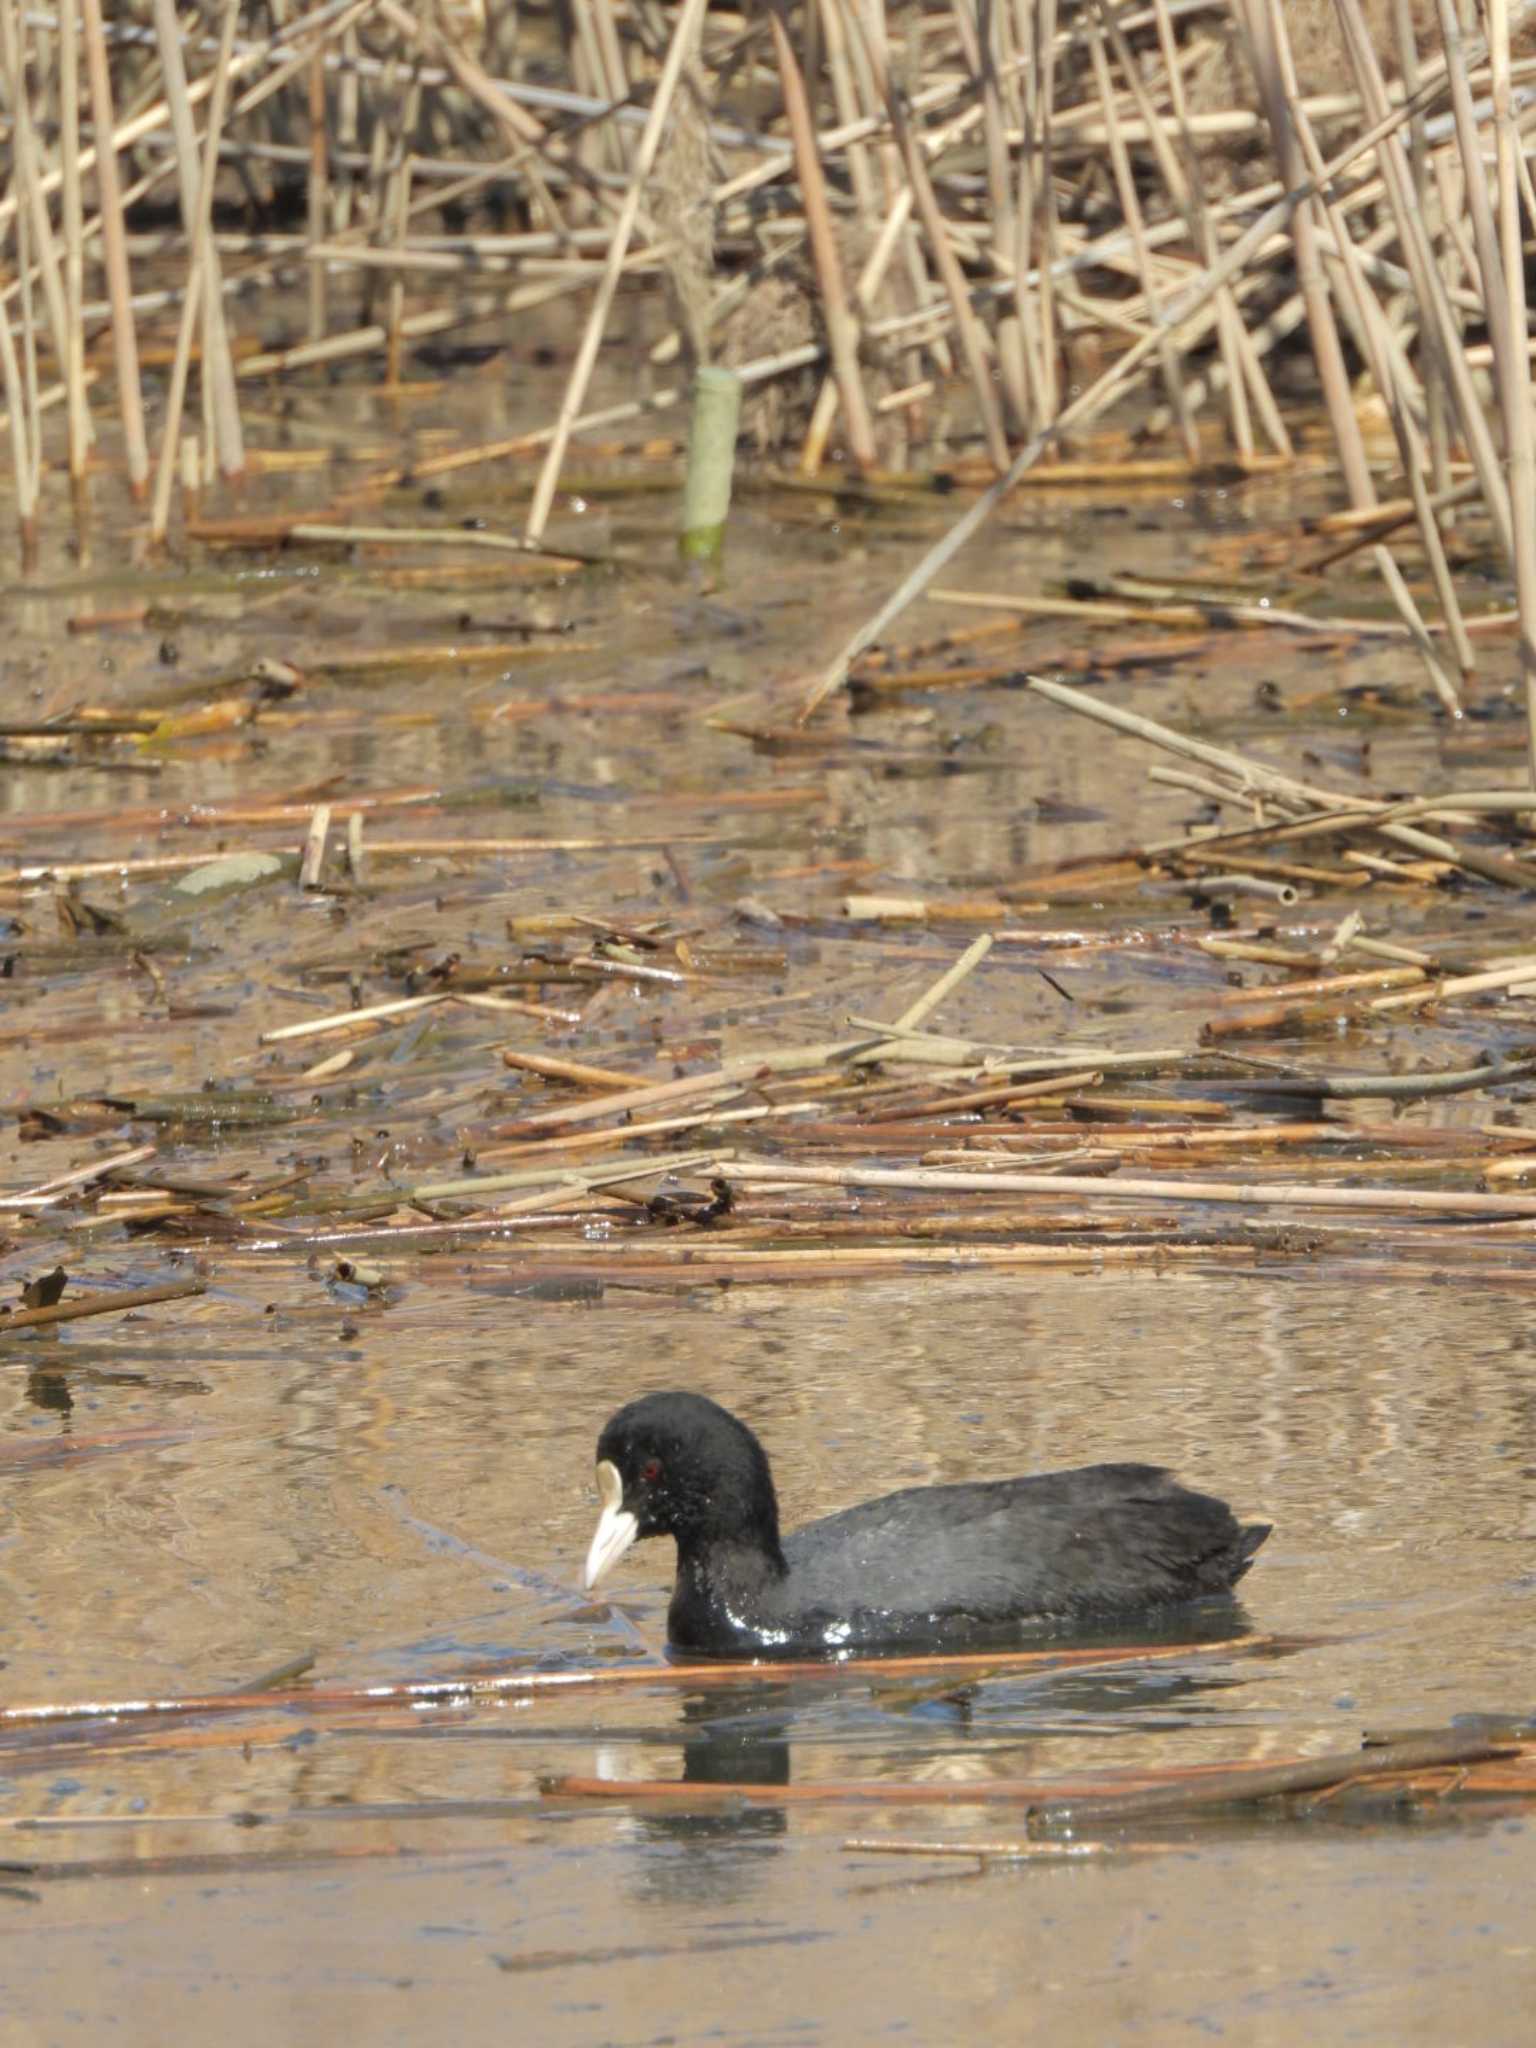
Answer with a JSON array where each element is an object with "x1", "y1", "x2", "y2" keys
[
  {"x1": 1, "y1": 1270, "x2": 1534, "y2": 2044},
  {"x1": 2, "y1": 381, "x2": 1536, "y2": 2040}
]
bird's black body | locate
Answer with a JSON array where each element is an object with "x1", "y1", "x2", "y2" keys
[{"x1": 585, "y1": 1391, "x2": 1270, "y2": 1659}]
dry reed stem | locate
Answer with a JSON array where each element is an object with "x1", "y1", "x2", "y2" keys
[
  {"x1": 0, "y1": 1279, "x2": 207, "y2": 1333},
  {"x1": 0, "y1": 1145, "x2": 160, "y2": 1209},
  {"x1": 57, "y1": 0, "x2": 91, "y2": 480},
  {"x1": 1021, "y1": 671, "x2": 1536, "y2": 886},
  {"x1": 500, "y1": 1040, "x2": 876, "y2": 1133},
  {"x1": 523, "y1": 0, "x2": 710, "y2": 543},
  {"x1": 1368, "y1": 958, "x2": 1536, "y2": 1012},
  {"x1": 484, "y1": 1099, "x2": 823, "y2": 1162},
  {"x1": 1262, "y1": 2, "x2": 1468, "y2": 703},
  {"x1": 151, "y1": 0, "x2": 242, "y2": 480},
  {"x1": 500, "y1": 1049, "x2": 645, "y2": 1090},
  {"x1": 1216, "y1": 965, "x2": 1426, "y2": 1006},
  {"x1": 147, "y1": 0, "x2": 240, "y2": 545},
  {"x1": 767, "y1": 2, "x2": 876, "y2": 473},
  {"x1": 887, "y1": 931, "x2": 995, "y2": 1033},
  {"x1": 1341, "y1": 1, "x2": 1514, "y2": 569},
  {"x1": 78, "y1": 0, "x2": 147, "y2": 495},
  {"x1": 0, "y1": 248, "x2": 36, "y2": 558},
  {"x1": 550, "y1": 1731, "x2": 1525, "y2": 1817},
  {"x1": 259, "y1": 992, "x2": 449, "y2": 1044},
  {"x1": 844, "y1": 1837, "x2": 1177, "y2": 1861},
  {"x1": 298, "y1": 801, "x2": 332, "y2": 890},
  {"x1": 1146, "y1": 0, "x2": 1277, "y2": 455},
  {"x1": 0, "y1": 1634, "x2": 1277, "y2": 1732},
  {"x1": 1485, "y1": 0, "x2": 1536, "y2": 782},
  {"x1": 1, "y1": 4, "x2": 70, "y2": 420},
  {"x1": 713, "y1": 1157, "x2": 1536, "y2": 1219},
  {"x1": 1086, "y1": 6, "x2": 1197, "y2": 460},
  {"x1": 854, "y1": 1, "x2": 1008, "y2": 470}
]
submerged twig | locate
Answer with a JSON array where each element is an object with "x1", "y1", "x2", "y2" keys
[{"x1": 0, "y1": 1279, "x2": 207, "y2": 1333}]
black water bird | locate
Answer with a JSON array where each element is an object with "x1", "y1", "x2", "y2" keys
[{"x1": 582, "y1": 1390, "x2": 1270, "y2": 1658}]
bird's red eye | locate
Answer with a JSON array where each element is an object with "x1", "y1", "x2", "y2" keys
[{"x1": 641, "y1": 1457, "x2": 662, "y2": 1483}]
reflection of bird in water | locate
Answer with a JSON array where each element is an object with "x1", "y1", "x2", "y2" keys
[
  {"x1": 681, "y1": 1707, "x2": 793, "y2": 1791},
  {"x1": 622, "y1": 1631, "x2": 1265, "y2": 1885},
  {"x1": 584, "y1": 1391, "x2": 1270, "y2": 1657},
  {"x1": 623, "y1": 1696, "x2": 791, "y2": 1905}
]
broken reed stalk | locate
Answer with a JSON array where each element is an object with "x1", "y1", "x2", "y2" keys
[
  {"x1": 0, "y1": 1634, "x2": 1274, "y2": 1730},
  {"x1": 0, "y1": 235, "x2": 35, "y2": 564},
  {"x1": 844, "y1": 1837, "x2": 1178, "y2": 1862},
  {"x1": 1018, "y1": 670, "x2": 1536, "y2": 886},
  {"x1": 712, "y1": 1159, "x2": 1536, "y2": 1221},
  {"x1": 0, "y1": 1143, "x2": 158, "y2": 1209},
  {"x1": 0, "y1": 1279, "x2": 206, "y2": 1333},
  {"x1": 552, "y1": 1731, "x2": 1526, "y2": 1816}
]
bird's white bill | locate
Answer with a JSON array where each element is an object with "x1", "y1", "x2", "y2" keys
[{"x1": 583, "y1": 1458, "x2": 639, "y2": 1590}]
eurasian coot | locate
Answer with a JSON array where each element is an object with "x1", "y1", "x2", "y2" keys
[{"x1": 582, "y1": 1391, "x2": 1271, "y2": 1657}]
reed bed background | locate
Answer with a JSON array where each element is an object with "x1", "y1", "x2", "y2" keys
[
  {"x1": 2, "y1": 1, "x2": 1535, "y2": 748},
  {"x1": 4, "y1": 5, "x2": 1536, "y2": 1319}
]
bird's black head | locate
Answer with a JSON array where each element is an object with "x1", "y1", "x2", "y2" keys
[{"x1": 582, "y1": 1391, "x2": 784, "y2": 1590}]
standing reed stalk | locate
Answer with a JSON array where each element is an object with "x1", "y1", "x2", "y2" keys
[
  {"x1": 56, "y1": 0, "x2": 92, "y2": 491},
  {"x1": 151, "y1": 0, "x2": 244, "y2": 479},
  {"x1": 79, "y1": 0, "x2": 148, "y2": 497},
  {"x1": 148, "y1": 0, "x2": 242, "y2": 546},
  {"x1": 850, "y1": 0, "x2": 1009, "y2": 470},
  {"x1": 522, "y1": 0, "x2": 711, "y2": 545},
  {"x1": 0, "y1": 233, "x2": 37, "y2": 565},
  {"x1": 1267, "y1": 0, "x2": 1462, "y2": 711},
  {"x1": 768, "y1": 1, "x2": 877, "y2": 474},
  {"x1": 1485, "y1": 0, "x2": 1536, "y2": 783}
]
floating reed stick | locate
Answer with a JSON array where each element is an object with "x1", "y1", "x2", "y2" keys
[
  {"x1": 0, "y1": 1143, "x2": 158, "y2": 1210},
  {"x1": 0, "y1": 1279, "x2": 206, "y2": 1334},
  {"x1": 550, "y1": 1731, "x2": 1525, "y2": 1816},
  {"x1": 713, "y1": 1158, "x2": 1536, "y2": 1220},
  {"x1": 0, "y1": 1634, "x2": 1277, "y2": 1731}
]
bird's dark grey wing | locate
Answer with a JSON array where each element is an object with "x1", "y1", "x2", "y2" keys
[{"x1": 780, "y1": 1465, "x2": 1256, "y2": 1620}]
